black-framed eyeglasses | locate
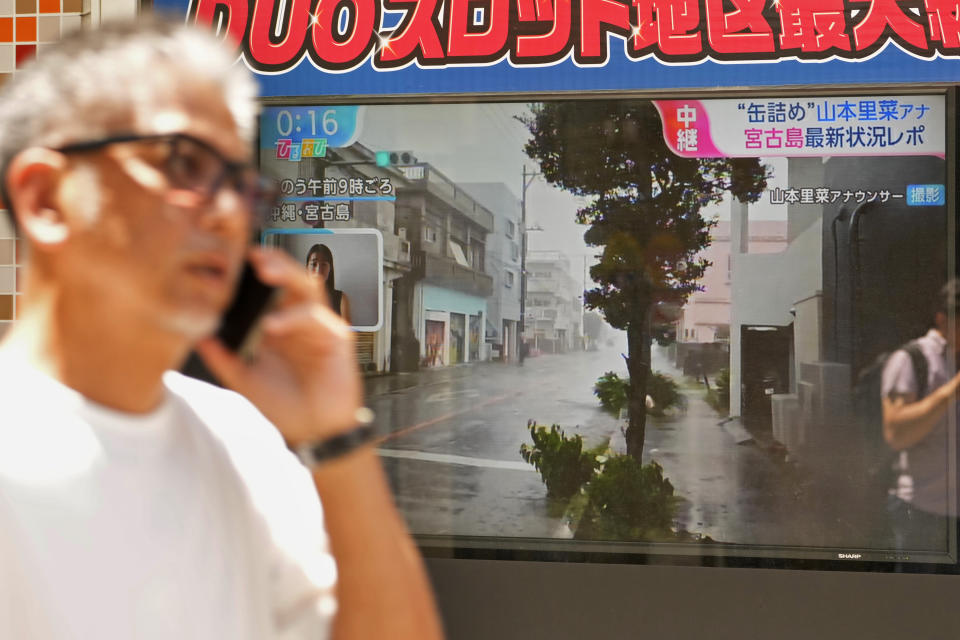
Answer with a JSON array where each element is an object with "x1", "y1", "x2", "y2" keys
[{"x1": 54, "y1": 132, "x2": 279, "y2": 223}]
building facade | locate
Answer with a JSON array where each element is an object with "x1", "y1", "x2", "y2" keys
[
  {"x1": 524, "y1": 250, "x2": 582, "y2": 354},
  {"x1": 462, "y1": 182, "x2": 523, "y2": 363},
  {"x1": 675, "y1": 219, "x2": 787, "y2": 375},
  {"x1": 727, "y1": 156, "x2": 947, "y2": 470},
  {"x1": 393, "y1": 164, "x2": 494, "y2": 369}
]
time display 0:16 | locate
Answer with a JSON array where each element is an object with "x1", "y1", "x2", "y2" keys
[{"x1": 275, "y1": 109, "x2": 340, "y2": 137}]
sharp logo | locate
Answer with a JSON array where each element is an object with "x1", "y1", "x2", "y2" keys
[{"x1": 838, "y1": 553, "x2": 862, "y2": 559}]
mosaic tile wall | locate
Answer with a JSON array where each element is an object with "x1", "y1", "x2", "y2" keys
[
  {"x1": 0, "y1": 0, "x2": 89, "y2": 337},
  {"x1": 0, "y1": 0, "x2": 87, "y2": 82},
  {"x1": 0, "y1": 216, "x2": 15, "y2": 337}
]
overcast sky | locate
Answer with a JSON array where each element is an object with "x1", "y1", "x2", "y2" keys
[
  {"x1": 355, "y1": 103, "x2": 594, "y2": 260},
  {"x1": 353, "y1": 102, "x2": 788, "y2": 283}
]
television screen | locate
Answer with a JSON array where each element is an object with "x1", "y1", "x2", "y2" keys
[{"x1": 257, "y1": 92, "x2": 957, "y2": 571}]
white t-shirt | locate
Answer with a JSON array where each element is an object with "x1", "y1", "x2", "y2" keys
[
  {"x1": 0, "y1": 360, "x2": 336, "y2": 639},
  {"x1": 881, "y1": 328, "x2": 953, "y2": 515}
]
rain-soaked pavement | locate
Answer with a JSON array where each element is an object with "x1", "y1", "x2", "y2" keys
[
  {"x1": 368, "y1": 342, "x2": 837, "y2": 547},
  {"x1": 369, "y1": 343, "x2": 624, "y2": 538},
  {"x1": 629, "y1": 351, "x2": 822, "y2": 547}
]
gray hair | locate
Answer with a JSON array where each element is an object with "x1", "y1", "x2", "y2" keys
[{"x1": 0, "y1": 16, "x2": 259, "y2": 206}]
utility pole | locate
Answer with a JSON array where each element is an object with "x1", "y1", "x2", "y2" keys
[
  {"x1": 518, "y1": 165, "x2": 539, "y2": 366},
  {"x1": 582, "y1": 254, "x2": 587, "y2": 350}
]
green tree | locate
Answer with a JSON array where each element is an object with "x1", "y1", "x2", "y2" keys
[{"x1": 522, "y1": 100, "x2": 767, "y2": 459}]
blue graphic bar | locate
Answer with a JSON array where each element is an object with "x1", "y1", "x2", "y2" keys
[
  {"x1": 279, "y1": 196, "x2": 397, "y2": 202},
  {"x1": 906, "y1": 184, "x2": 945, "y2": 206}
]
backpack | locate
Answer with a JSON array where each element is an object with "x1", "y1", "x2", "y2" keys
[{"x1": 851, "y1": 339, "x2": 928, "y2": 497}]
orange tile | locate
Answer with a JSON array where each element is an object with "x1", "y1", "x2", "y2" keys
[
  {"x1": 0, "y1": 19, "x2": 12, "y2": 43},
  {"x1": 15, "y1": 17, "x2": 36, "y2": 42},
  {"x1": 38, "y1": 0, "x2": 59, "y2": 12},
  {"x1": 0, "y1": 295, "x2": 12, "y2": 321}
]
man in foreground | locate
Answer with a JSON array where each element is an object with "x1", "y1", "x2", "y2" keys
[
  {"x1": 0, "y1": 19, "x2": 442, "y2": 639},
  {"x1": 883, "y1": 280, "x2": 960, "y2": 551}
]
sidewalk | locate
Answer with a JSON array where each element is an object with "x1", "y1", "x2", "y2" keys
[
  {"x1": 365, "y1": 359, "x2": 502, "y2": 396},
  {"x1": 364, "y1": 352, "x2": 572, "y2": 397},
  {"x1": 604, "y1": 348, "x2": 815, "y2": 545}
]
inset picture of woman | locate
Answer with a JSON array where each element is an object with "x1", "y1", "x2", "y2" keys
[
  {"x1": 306, "y1": 243, "x2": 352, "y2": 324},
  {"x1": 263, "y1": 228, "x2": 384, "y2": 332}
]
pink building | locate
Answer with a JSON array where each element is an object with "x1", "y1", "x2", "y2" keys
[{"x1": 676, "y1": 220, "x2": 787, "y2": 345}]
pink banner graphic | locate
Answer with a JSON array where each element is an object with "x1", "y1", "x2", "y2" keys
[
  {"x1": 654, "y1": 97, "x2": 945, "y2": 159},
  {"x1": 653, "y1": 100, "x2": 725, "y2": 158}
]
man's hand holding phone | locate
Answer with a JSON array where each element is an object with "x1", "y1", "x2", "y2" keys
[
  {"x1": 195, "y1": 247, "x2": 363, "y2": 447},
  {"x1": 197, "y1": 248, "x2": 444, "y2": 639}
]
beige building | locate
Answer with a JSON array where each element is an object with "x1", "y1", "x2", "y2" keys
[
  {"x1": 524, "y1": 250, "x2": 582, "y2": 354},
  {"x1": 676, "y1": 219, "x2": 788, "y2": 347}
]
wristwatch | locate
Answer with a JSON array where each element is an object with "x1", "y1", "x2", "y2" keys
[{"x1": 294, "y1": 407, "x2": 377, "y2": 467}]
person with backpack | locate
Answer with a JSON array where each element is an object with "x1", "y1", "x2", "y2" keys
[{"x1": 882, "y1": 279, "x2": 960, "y2": 551}]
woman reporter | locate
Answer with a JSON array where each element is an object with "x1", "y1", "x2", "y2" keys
[{"x1": 305, "y1": 243, "x2": 352, "y2": 324}]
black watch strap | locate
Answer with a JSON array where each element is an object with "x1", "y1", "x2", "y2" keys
[{"x1": 295, "y1": 408, "x2": 377, "y2": 466}]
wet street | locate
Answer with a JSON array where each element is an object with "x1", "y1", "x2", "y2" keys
[
  {"x1": 368, "y1": 343, "x2": 829, "y2": 547},
  {"x1": 368, "y1": 344, "x2": 625, "y2": 538}
]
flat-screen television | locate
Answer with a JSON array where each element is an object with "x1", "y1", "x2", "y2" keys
[{"x1": 254, "y1": 90, "x2": 957, "y2": 573}]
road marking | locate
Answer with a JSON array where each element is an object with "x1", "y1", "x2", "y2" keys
[
  {"x1": 377, "y1": 448, "x2": 534, "y2": 471},
  {"x1": 424, "y1": 389, "x2": 481, "y2": 404},
  {"x1": 373, "y1": 391, "x2": 520, "y2": 445}
]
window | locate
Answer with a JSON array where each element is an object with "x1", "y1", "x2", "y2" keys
[
  {"x1": 449, "y1": 240, "x2": 470, "y2": 267},
  {"x1": 471, "y1": 243, "x2": 484, "y2": 271},
  {"x1": 506, "y1": 220, "x2": 516, "y2": 238},
  {"x1": 505, "y1": 271, "x2": 514, "y2": 287}
]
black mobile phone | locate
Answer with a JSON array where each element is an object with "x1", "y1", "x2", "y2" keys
[
  {"x1": 215, "y1": 260, "x2": 278, "y2": 353},
  {"x1": 180, "y1": 260, "x2": 277, "y2": 385}
]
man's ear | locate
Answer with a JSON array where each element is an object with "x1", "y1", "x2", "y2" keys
[{"x1": 5, "y1": 148, "x2": 70, "y2": 248}]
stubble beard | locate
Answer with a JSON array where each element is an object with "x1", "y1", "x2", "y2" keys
[{"x1": 159, "y1": 310, "x2": 220, "y2": 342}]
